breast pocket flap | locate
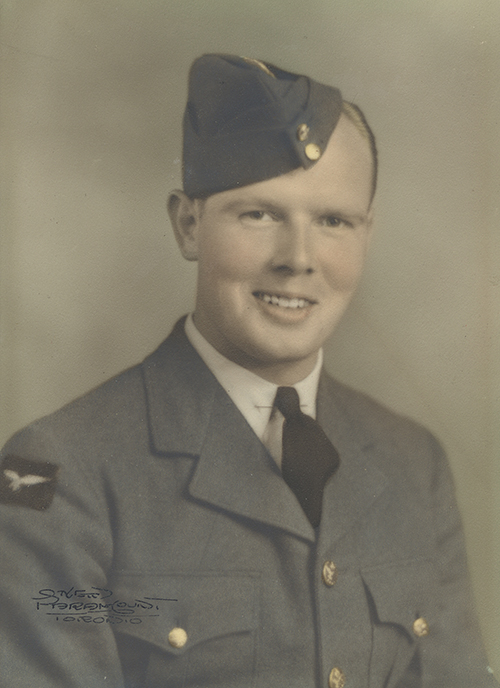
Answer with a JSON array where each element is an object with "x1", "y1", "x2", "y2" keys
[
  {"x1": 361, "y1": 560, "x2": 435, "y2": 638},
  {"x1": 108, "y1": 572, "x2": 259, "y2": 654}
]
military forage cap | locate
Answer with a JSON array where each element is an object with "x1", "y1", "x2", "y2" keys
[{"x1": 182, "y1": 54, "x2": 343, "y2": 198}]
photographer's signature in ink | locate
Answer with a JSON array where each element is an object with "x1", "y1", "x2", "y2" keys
[{"x1": 32, "y1": 586, "x2": 177, "y2": 625}]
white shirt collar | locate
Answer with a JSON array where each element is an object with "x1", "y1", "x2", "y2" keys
[{"x1": 185, "y1": 314, "x2": 323, "y2": 442}]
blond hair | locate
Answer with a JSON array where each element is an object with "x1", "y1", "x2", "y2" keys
[{"x1": 341, "y1": 101, "x2": 378, "y2": 202}]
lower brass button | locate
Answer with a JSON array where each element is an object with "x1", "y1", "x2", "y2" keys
[
  {"x1": 305, "y1": 143, "x2": 321, "y2": 160},
  {"x1": 168, "y1": 627, "x2": 188, "y2": 648},
  {"x1": 322, "y1": 560, "x2": 338, "y2": 587},
  {"x1": 328, "y1": 666, "x2": 346, "y2": 688},
  {"x1": 413, "y1": 617, "x2": 429, "y2": 638}
]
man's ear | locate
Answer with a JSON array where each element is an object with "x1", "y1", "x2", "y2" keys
[{"x1": 167, "y1": 190, "x2": 201, "y2": 261}]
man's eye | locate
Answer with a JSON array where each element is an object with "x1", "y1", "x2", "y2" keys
[
  {"x1": 323, "y1": 216, "x2": 343, "y2": 227},
  {"x1": 242, "y1": 210, "x2": 275, "y2": 221},
  {"x1": 320, "y1": 216, "x2": 353, "y2": 229}
]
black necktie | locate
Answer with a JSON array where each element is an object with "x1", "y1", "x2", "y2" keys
[{"x1": 274, "y1": 386, "x2": 340, "y2": 528}]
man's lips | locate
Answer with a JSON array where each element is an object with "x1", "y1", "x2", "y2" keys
[{"x1": 253, "y1": 291, "x2": 316, "y2": 310}]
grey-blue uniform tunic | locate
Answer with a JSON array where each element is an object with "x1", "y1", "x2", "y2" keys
[{"x1": 0, "y1": 322, "x2": 496, "y2": 688}]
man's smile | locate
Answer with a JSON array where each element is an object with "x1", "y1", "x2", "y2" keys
[{"x1": 253, "y1": 291, "x2": 316, "y2": 310}]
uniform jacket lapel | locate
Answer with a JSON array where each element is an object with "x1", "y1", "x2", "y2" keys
[
  {"x1": 317, "y1": 374, "x2": 388, "y2": 546},
  {"x1": 142, "y1": 321, "x2": 388, "y2": 546},
  {"x1": 141, "y1": 321, "x2": 315, "y2": 542}
]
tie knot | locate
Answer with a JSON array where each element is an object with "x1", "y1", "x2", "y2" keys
[{"x1": 274, "y1": 386, "x2": 302, "y2": 420}]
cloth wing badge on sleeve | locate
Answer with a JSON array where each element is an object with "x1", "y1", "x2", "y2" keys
[{"x1": 0, "y1": 455, "x2": 59, "y2": 510}]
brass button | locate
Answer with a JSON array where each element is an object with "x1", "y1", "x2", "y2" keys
[
  {"x1": 322, "y1": 560, "x2": 338, "y2": 587},
  {"x1": 297, "y1": 123, "x2": 310, "y2": 141},
  {"x1": 168, "y1": 627, "x2": 188, "y2": 648},
  {"x1": 305, "y1": 143, "x2": 321, "y2": 160},
  {"x1": 413, "y1": 617, "x2": 429, "y2": 638},
  {"x1": 328, "y1": 666, "x2": 346, "y2": 688}
]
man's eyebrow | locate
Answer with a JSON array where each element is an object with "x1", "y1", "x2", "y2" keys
[
  {"x1": 315, "y1": 207, "x2": 370, "y2": 224},
  {"x1": 219, "y1": 197, "x2": 281, "y2": 213}
]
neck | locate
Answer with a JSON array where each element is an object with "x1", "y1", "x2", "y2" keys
[
  {"x1": 208, "y1": 340, "x2": 320, "y2": 385},
  {"x1": 236, "y1": 355, "x2": 319, "y2": 385}
]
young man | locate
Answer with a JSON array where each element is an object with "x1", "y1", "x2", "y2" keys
[{"x1": 0, "y1": 54, "x2": 496, "y2": 688}]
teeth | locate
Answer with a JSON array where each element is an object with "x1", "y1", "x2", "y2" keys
[{"x1": 258, "y1": 293, "x2": 310, "y2": 309}]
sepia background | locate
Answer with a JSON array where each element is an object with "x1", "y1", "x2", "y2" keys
[{"x1": 1, "y1": 0, "x2": 499, "y2": 671}]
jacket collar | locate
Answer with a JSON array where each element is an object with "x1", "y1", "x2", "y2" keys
[
  {"x1": 316, "y1": 375, "x2": 388, "y2": 547},
  {"x1": 142, "y1": 320, "x2": 387, "y2": 544}
]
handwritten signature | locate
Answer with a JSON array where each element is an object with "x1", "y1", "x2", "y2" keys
[{"x1": 33, "y1": 587, "x2": 177, "y2": 624}]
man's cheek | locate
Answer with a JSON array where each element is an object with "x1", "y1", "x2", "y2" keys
[{"x1": 324, "y1": 253, "x2": 365, "y2": 291}]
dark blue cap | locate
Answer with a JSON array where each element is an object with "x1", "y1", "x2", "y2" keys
[{"x1": 182, "y1": 54, "x2": 343, "y2": 198}]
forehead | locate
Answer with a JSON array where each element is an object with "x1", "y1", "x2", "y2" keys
[{"x1": 203, "y1": 115, "x2": 374, "y2": 213}]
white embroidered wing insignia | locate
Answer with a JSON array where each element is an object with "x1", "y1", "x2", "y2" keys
[{"x1": 4, "y1": 469, "x2": 51, "y2": 492}]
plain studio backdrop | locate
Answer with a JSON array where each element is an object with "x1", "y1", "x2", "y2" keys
[{"x1": 1, "y1": 0, "x2": 499, "y2": 672}]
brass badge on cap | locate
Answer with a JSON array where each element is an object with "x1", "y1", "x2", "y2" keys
[
  {"x1": 0, "y1": 455, "x2": 59, "y2": 510},
  {"x1": 297, "y1": 123, "x2": 310, "y2": 142},
  {"x1": 328, "y1": 667, "x2": 346, "y2": 688},
  {"x1": 413, "y1": 617, "x2": 430, "y2": 638}
]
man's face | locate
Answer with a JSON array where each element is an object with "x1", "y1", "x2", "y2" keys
[{"x1": 175, "y1": 114, "x2": 374, "y2": 383}]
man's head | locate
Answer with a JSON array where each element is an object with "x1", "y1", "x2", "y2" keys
[{"x1": 169, "y1": 55, "x2": 376, "y2": 384}]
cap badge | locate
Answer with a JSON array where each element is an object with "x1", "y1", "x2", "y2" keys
[
  {"x1": 297, "y1": 123, "x2": 310, "y2": 142},
  {"x1": 413, "y1": 617, "x2": 430, "y2": 638}
]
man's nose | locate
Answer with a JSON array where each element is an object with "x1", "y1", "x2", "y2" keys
[{"x1": 271, "y1": 219, "x2": 315, "y2": 275}]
